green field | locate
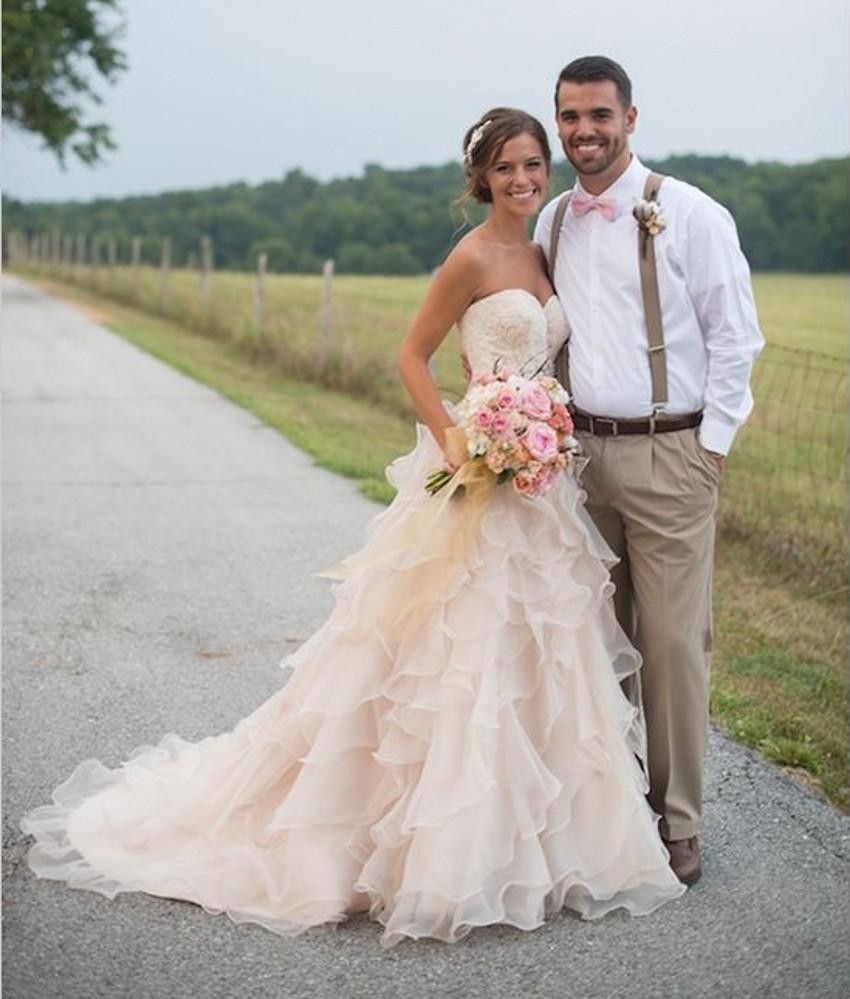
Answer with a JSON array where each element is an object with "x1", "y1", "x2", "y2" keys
[
  {"x1": 13, "y1": 264, "x2": 849, "y2": 810},
  {"x1": 37, "y1": 264, "x2": 849, "y2": 583},
  {"x1": 751, "y1": 274, "x2": 847, "y2": 356}
]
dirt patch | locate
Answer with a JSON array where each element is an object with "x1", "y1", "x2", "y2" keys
[{"x1": 34, "y1": 279, "x2": 117, "y2": 326}]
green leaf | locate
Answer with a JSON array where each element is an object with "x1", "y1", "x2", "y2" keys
[{"x1": 2, "y1": 0, "x2": 127, "y2": 167}]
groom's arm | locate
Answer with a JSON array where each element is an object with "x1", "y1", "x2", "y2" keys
[{"x1": 682, "y1": 196, "x2": 765, "y2": 457}]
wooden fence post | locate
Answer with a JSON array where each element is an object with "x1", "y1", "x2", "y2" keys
[
  {"x1": 253, "y1": 252, "x2": 267, "y2": 339},
  {"x1": 107, "y1": 237, "x2": 117, "y2": 288},
  {"x1": 319, "y1": 258, "x2": 334, "y2": 357},
  {"x1": 131, "y1": 236, "x2": 142, "y2": 300},
  {"x1": 6, "y1": 231, "x2": 19, "y2": 267},
  {"x1": 90, "y1": 237, "x2": 101, "y2": 287},
  {"x1": 62, "y1": 234, "x2": 73, "y2": 277},
  {"x1": 200, "y1": 236, "x2": 213, "y2": 309},
  {"x1": 159, "y1": 238, "x2": 171, "y2": 313},
  {"x1": 50, "y1": 231, "x2": 61, "y2": 274},
  {"x1": 75, "y1": 233, "x2": 86, "y2": 281}
]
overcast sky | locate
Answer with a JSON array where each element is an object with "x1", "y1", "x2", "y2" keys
[{"x1": 3, "y1": 0, "x2": 848, "y2": 203}]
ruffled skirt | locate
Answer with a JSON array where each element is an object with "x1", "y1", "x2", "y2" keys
[{"x1": 21, "y1": 426, "x2": 685, "y2": 946}]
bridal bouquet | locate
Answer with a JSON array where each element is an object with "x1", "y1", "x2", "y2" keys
[{"x1": 427, "y1": 369, "x2": 579, "y2": 499}]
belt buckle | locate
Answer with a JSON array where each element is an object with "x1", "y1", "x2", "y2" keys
[
  {"x1": 648, "y1": 405, "x2": 665, "y2": 436},
  {"x1": 593, "y1": 417, "x2": 618, "y2": 437}
]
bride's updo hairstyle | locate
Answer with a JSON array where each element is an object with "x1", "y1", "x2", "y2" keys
[{"x1": 461, "y1": 107, "x2": 552, "y2": 205}]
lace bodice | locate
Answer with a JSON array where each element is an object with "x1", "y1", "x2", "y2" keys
[{"x1": 458, "y1": 289, "x2": 569, "y2": 377}]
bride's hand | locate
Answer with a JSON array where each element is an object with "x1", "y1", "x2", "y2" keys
[{"x1": 442, "y1": 426, "x2": 468, "y2": 471}]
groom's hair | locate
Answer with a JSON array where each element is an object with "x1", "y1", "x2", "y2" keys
[{"x1": 555, "y1": 56, "x2": 633, "y2": 109}]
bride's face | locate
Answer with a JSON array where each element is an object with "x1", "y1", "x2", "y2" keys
[{"x1": 483, "y1": 133, "x2": 548, "y2": 217}]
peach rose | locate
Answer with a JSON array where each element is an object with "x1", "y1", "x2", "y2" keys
[{"x1": 550, "y1": 403, "x2": 573, "y2": 434}]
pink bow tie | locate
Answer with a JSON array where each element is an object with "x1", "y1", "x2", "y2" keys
[{"x1": 571, "y1": 192, "x2": 618, "y2": 221}]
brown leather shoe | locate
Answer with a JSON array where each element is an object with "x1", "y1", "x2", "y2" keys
[{"x1": 663, "y1": 836, "x2": 701, "y2": 885}]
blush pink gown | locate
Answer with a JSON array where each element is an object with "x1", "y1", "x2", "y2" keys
[{"x1": 22, "y1": 291, "x2": 684, "y2": 946}]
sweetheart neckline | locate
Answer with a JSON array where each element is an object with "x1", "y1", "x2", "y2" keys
[{"x1": 466, "y1": 288, "x2": 558, "y2": 313}]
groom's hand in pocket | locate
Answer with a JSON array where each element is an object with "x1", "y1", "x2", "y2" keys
[{"x1": 706, "y1": 450, "x2": 725, "y2": 473}]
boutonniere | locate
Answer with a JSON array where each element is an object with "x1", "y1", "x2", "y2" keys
[
  {"x1": 632, "y1": 199, "x2": 666, "y2": 236},
  {"x1": 633, "y1": 198, "x2": 666, "y2": 258}
]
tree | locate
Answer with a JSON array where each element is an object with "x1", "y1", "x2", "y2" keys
[
  {"x1": 2, "y1": 0, "x2": 127, "y2": 166},
  {"x1": 247, "y1": 237, "x2": 296, "y2": 273},
  {"x1": 4, "y1": 155, "x2": 847, "y2": 273}
]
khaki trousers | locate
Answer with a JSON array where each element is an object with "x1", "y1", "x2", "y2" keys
[{"x1": 577, "y1": 428, "x2": 720, "y2": 841}]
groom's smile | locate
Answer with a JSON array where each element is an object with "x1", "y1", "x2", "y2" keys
[{"x1": 555, "y1": 79, "x2": 636, "y2": 191}]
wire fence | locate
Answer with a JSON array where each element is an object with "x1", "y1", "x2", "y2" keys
[
  {"x1": 719, "y1": 343, "x2": 847, "y2": 589},
  {"x1": 6, "y1": 229, "x2": 847, "y2": 590}
]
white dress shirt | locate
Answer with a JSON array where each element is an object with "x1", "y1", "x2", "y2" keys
[{"x1": 534, "y1": 155, "x2": 764, "y2": 454}]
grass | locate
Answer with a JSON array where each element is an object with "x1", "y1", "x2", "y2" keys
[
  {"x1": 751, "y1": 273, "x2": 847, "y2": 356},
  {"x1": 719, "y1": 350, "x2": 847, "y2": 592},
  {"x1": 712, "y1": 537, "x2": 847, "y2": 805},
  {"x1": 14, "y1": 268, "x2": 849, "y2": 811}
]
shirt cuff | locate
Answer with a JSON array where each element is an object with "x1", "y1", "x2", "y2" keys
[{"x1": 698, "y1": 416, "x2": 737, "y2": 456}]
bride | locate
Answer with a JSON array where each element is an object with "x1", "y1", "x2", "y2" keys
[{"x1": 21, "y1": 107, "x2": 685, "y2": 947}]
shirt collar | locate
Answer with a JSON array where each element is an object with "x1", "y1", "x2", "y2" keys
[{"x1": 574, "y1": 154, "x2": 647, "y2": 204}]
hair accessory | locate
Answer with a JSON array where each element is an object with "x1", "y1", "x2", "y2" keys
[{"x1": 464, "y1": 119, "x2": 492, "y2": 166}]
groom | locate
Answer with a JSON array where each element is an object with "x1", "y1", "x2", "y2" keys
[{"x1": 535, "y1": 56, "x2": 763, "y2": 884}]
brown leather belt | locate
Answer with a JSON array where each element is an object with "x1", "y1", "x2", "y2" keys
[{"x1": 572, "y1": 410, "x2": 703, "y2": 437}]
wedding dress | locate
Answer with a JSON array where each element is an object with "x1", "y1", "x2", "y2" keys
[{"x1": 21, "y1": 289, "x2": 685, "y2": 947}]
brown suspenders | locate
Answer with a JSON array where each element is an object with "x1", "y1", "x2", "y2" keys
[
  {"x1": 547, "y1": 172, "x2": 668, "y2": 410},
  {"x1": 638, "y1": 173, "x2": 667, "y2": 409}
]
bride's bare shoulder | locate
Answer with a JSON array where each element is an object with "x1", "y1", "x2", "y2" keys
[
  {"x1": 448, "y1": 226, "x2": 490, "y2": 264},
  {"x1": 433, "y1": 229, "x2": 488, "y2": 295}
]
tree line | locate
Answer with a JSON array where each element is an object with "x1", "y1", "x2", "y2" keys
[{"x1": 3, "y1": 155, "x2": 847, "y2": 274}]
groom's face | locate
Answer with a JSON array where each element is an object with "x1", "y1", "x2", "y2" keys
[{"x1": 555, "y1": 80, "x2": 636, "y2": 181}]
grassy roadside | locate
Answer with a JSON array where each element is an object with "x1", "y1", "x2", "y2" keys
[{"x1": 19, "y1": 276, "x2": 849, "y2": 810}]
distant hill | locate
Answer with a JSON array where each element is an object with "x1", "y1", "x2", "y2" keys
[{"x1": 3, "y1": 155, "x2": 847, "y2": 273}]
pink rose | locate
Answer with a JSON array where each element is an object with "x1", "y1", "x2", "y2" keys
[
  {"x1": 524, "y1": 422, "x2": 558, "y2": 462},
  {"x1": 518, "y1": 383, "x2": 552, "y2": 420},
  {"x1": 495, "y1": 387, "x2": 517, "y2": 411},
  {"x1": 474, "y1": 408, "x2": 494, "y2": 429},
  {"x1": 490, "y1": 411, "x2": 511, "y2": 435}
]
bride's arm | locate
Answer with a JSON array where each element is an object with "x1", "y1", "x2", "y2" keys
[{"x1": 397, "y1": 244, "x2": 483, "y2": 455}]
